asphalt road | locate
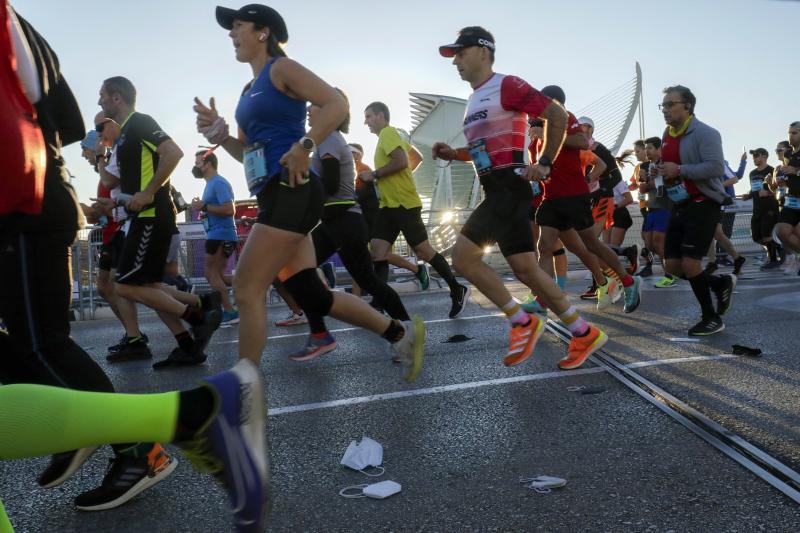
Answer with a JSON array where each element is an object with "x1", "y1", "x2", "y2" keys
[{"x1": 2, "y1": 262, "x2": 799, "y2": 532}]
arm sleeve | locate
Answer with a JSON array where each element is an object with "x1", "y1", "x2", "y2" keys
[
  {"x1": 681, "y1": 128, "x2": 725, "y2": 182},
  {"x1": 499, "y1": 75, "x2": 553, "y2": 117},
  {"x1": 736, "y1": 159, "x2": 746, "y2": 178},
  {"x1": 320, "y1": 157, "x2": 341, "y2": 196}
]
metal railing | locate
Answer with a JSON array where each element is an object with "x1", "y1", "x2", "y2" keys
[{"x1": 70, "y1": 203, "x2": 766, "y2": 319}]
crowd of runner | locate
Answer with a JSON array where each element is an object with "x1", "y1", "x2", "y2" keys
[{"x1": 2, "y1": 2, "x2": 800, "y2": 532}]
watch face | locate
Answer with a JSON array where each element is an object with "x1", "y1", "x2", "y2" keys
[{"x1": 301, "y1": 138, "x2": 314, "y2": 150}]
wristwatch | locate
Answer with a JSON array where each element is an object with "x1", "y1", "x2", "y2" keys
[
  {"x1": 371, "y1": 170, "x2": 379, "y2": 180},
  {"x1": 538, "y1": 155, "x2": 553, "y2": 168},
  {"x1": 299, "y1": 136, "x2": 316, "y2": 152}
]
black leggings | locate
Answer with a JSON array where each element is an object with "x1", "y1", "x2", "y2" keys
[
  {"x1": 307, "y1": 211, "x2": 410, "y2": 333},
  {"x1": 0, "y1": 230, "x2": 140, "y2": 454}
]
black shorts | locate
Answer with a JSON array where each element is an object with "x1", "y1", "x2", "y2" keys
[
  {"x1": 664, "y1": 201, "x2": 721, "y2": 260},
  {"x1": 777, "y1": 207, "x2": 800, "y2": 227},
  {"x1": 528, "y1": 203, "x2": 538, "y2": 222},
  {"x1": 536, "y1": 194, "x2": 595, "y2": 232},
  {"x1": 462, "y1": 189, "x2": 534, "y2": 257},
  {"x1": 206, "y1": 239, "x2": 238, "y2": 258},
  {"x1": 751, "y1": 208, "x2": 778, "y2": 242},
  {"x1": 612, "y1": 206, "x2": 633, "y2": 230},
  {"x1": 116, "y1": 219, "x2": 174, "y2": 285},
  {"x1": 256, "y1": 176, "x2": 323, "y2": 235},
  {"x1": 98, "y1": 231, "x2": 124, "y2": 271},
  {"x1": 372, "y1": 206, "x2": 429, "y2": 248}
]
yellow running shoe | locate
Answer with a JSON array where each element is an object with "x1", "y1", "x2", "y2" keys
[{"x1": 558, "y1": 326, "x2": 608, "y2": 370}]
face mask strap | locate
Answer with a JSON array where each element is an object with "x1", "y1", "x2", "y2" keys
[
  {"x1": 359, "y1": 465, "x2": 385, "y2": 477},
  {"x1": 338, "y1": 484, "x2": 368, "y2": 498}
]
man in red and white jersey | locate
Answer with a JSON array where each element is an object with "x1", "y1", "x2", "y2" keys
[{"x1": 433, "y1": 26, "x2": 607, "y2": 370}]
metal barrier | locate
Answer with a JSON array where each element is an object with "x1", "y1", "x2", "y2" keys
[{"x1": 70, "y1": 202, "x2": 766, "y2": 319}]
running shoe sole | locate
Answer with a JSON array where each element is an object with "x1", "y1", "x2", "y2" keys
[
  {"x1": 503, "y1": 316, "x2": 544, "y2": 367},
  {"x1": 75, "y1": 457, "x2": 178, "y2": 511},
  {"x1": 39, "y1": 447, "x2": 99, "y2": 489},
  {"x1": 559, "y1": 329, "x2": 608, "y2": 370},
  {"x1": 689, "y1": 322, "x2": 725, "y2": 336},
  {"x1": 404, "y1": 316, "x2": 426, "y2": 382}
]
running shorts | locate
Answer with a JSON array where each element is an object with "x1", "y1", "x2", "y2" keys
[
  {"x1": 255, "y1": 175, "x2": 324, "y2": 235},
  {"x1": 116, "y1": 219, "x2": 174, "y2": 285},
  {"x1": 205, "y1": 239, "x2": 238, "y2": 258},
  {"x1": 461, "y1": 189, "x2": 535, "y2": 257},
  {"x1": 535, "y1": 194, "x2": 594, "y2": 232},
  {"x1": 664, "y1": 201, "x2": 721, "y2": 260},
  {"x1": 372, "y1": 206, "x2": 429, "y2": 248}
]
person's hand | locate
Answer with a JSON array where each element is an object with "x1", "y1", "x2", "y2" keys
[
  {"x1": 279, "y1": 143, "x2": 311, "y2": 187},
  {"x1": 741, "y1": 151, "x2": 747, "y2": 161},
  {"x1": 358, "y1": 170, "x2": 374, "y2": 183},
  {"x1": 660, "y1": 162, "x2": 681, "y2": 179},
  {"x1": 193, "y1": 97, "x2": 220, "y2": 129},
  {"x1": 525, "y1": 164, "x2": 549, "y2": 182},
  {"x1": 191, "y1": 198, "x2": 205, "y2": 210},
  {"x1": 782, "y1": 165, "x2": 798, "y2": 176},
  {"x1": 432, "y1": 142, "x2": 456, "y2": 161},
  {"x1": 128, "y1": 191, "x2": 154, "y2": 212},
  {"x1": 89, "y1": 197, "x2": 115, "y2": 216}
]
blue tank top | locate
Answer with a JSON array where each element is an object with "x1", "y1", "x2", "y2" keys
[{"x1": 235, "y1": 58, "x2": 306, "y2": 193}]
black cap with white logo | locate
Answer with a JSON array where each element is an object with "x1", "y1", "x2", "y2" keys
[
  {"x1": 215, "y1": 4, "x2": 288, "y2": 43},
  {"x1": 439, "y1": 27, "x2": 495, "y2": 58}
]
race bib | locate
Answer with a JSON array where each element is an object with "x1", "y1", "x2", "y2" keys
[
  {"x1": 750, "y1": 179, "x2": 763, "y2": 193},
  {"x1": 244, "y1": 142, "x2": 268, "y2": 190},
  {"x1": 785, "y1": 196, "x2": 800, "y2": 210},
  {"x1": 468, "y1": 139, "x2": 492, "y2": 176},
  {"x1": 666, "y1": 182, "x2": 690, "y2": 203}
]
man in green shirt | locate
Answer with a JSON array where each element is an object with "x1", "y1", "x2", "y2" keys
[{"x1": 360, "y1": 102, "x2": 470, "y2": 318}]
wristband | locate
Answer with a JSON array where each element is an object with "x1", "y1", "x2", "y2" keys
[{"x1": 537, "y1": 155, "x2": 553, "y2": 168}]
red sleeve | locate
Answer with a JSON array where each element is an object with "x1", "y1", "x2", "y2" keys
[{"x1": 500, "y1": 75, "x2": 552, "y2": 118}]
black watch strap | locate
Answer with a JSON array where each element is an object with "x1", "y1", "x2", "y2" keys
[{"x1": 538, "y1": 155, "x2": 553, "y2": 168}]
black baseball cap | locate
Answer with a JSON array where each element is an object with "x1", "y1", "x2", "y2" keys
[
  {"x1": 749, "y1": 148, "x2": 768, "y2": 157},
  {"x1": 439, "y1": 27, "x2": 495, "y2": 58},
  {"x1": 215, "y1": 4, "x2": 288, "y2": 43}
]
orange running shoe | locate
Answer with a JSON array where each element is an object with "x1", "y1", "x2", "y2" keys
[
  {"x1": 558, "y1": 325, "x2": 608, "y2": 370},
  {"x1": 503, "y1": 314, "x2": 544, "y2": 367}
]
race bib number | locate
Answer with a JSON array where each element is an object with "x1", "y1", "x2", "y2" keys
[
  {"x1": 750, "y1": 179, "x2": 763, "y2": 193},
  {"x1": 666, "y1": 182, "x2": 690, "y2": 203},
  {"x1": 468, "y1": 139, "x2": 492, "y2": 176},
  {"x1": 785, "y1": 196, "x2": 800, "y2": 210},
  {"x1": 244, "y1": 142, "x2": 268, "y2": 190}
]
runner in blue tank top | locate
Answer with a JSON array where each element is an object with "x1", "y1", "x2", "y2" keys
[{"x1": 192, "y1": 6, "x2": 426, "y2": 515}]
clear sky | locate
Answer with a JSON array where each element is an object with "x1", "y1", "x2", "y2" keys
[{"x1": 12, "y1": 0, "x2": 798, "y2": 202}]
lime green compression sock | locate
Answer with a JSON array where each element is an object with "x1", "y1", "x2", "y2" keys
[
  {"x1": 0, "y1": 384, "x2": 179, "y2": 460},
  {"x1": 0, "y1": 499, "x2": 12, "y2": 533}
]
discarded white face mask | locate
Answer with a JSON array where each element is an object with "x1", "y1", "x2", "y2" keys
[
  {"x1": 519, "y1": 475, "x2": 567, "y2": 494},
  {"x1": 339, "y1": 480, "x2": 402, "y2": 499},
  {"x1": 340, "y1": 437, "x2": 384, "y2": 476}
]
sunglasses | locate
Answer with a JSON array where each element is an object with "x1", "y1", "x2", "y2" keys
[
  {"x1": 94, "y1": 120, "x2": 111, "y2": 133},
  {"x1": 658, "y1": 101, "x2": 686, "y2": 111}
]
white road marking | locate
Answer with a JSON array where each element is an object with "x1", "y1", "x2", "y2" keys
[
  {"x1": 215, "y1": 312, "x2": 505, "y2": 345},
  {"x1": 268, "y1": 353, "x2": 738, "y2": 416}
]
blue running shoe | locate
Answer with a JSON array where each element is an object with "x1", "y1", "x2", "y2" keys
[
  {"x1": 623, "y1": 275, "x2": 642, "y2": 313},
  {"x1": 416, "y1": 263, "x2": 430, "y2": 291},
  {"x1": 221, "y1": 309, "x2": 240, "y2": 325},
  {"x1": 520, "y1": 298, "x2": 546, "y2": 315},
  {"x1": 180, "y1": 359, "x2": 269, "y2": 532}
]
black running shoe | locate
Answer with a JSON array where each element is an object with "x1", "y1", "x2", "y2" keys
[
  {"x1": 108, "y1": 333, "x2": 149, "y2": 354},
  {"x1": 38, "y1": 447, "x2": 99, "y2": 488},
  {"x1": 713, "y1": 274, "x2": 736, "y2": 316},
  {"x1": 759, "y1": 260, "x2": 781, "y2": 271},
  {"x1": 733, "y1": 256, "x2": 746, "y2": 275},
  {"x1": 153, "y1": 347, "x2": 207, "y2": 369},
  {"x1": 636, "y1": 265, "x2": 653, "y2": 278},
  {"x1": 190, "y1": 307, "x2": 222, "y2": 359},
  {"x1": 688, "y1": 316, "x2": 725, "y2": 336},
  {"x1": 74, "y1": 445, "x2": 177, "y2": 511},
  {"x1": 106, "y1": 339, "x2": 153, "y2": 362},
  {"x1": 579, "y1": 283, "x2": 598, "y2": 300},
  {"x1": 449, "y1": 284, "x2": 471, "y2": 319}
]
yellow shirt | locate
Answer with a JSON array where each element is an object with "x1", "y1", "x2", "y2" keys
[{"x1": 374, "y1": 126, "x2": 422, "y2": 209}]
